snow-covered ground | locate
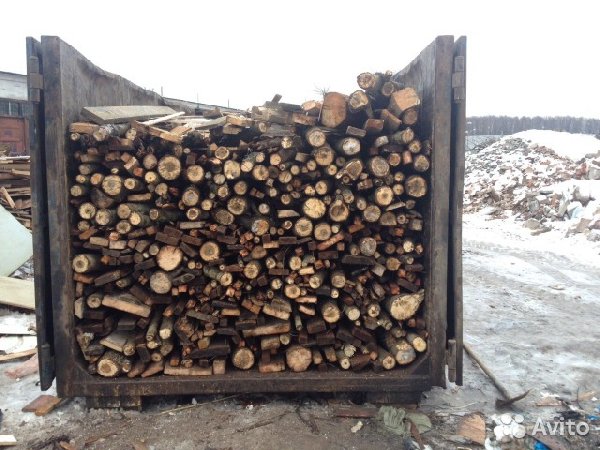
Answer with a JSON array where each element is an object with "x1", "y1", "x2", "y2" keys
[
  {"x1": 512, "y1": 129, "x2": 600, "y2": 161},
  {"x1": 464, "y1": 211, "x2": 600, "y2": 268},
  {"x1": 462, "y1": 130, "x2": 600, "y2": 417}
]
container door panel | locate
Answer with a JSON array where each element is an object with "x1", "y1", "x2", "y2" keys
[
  {"x1": 447, "y1": 36, "x2": 466, "y2": 385},
  {"x1": 26, "y1": 36, "x2": 55, "y2": 389}
]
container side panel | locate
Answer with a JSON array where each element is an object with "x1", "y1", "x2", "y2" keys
[
  {"x1": 394, "y1": 36, "x2": 454, "y2": 387},
  {"x1": 448, "y1": 36, "x2": 466, "y2": 385},
  {"x1": 27, "y1": 36, "x2": 55, "y2": 390},
  {"x1": 70, "y1": 364, "x2": 432, "y2": 397},
  {"x1": 40, "y1": 36, "x2": 164, "y2": 396}
]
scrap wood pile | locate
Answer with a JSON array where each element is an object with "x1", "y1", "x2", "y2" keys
[
  {"x1": 0, "y1": 156, "x2": 31, "y2": 229},
  {"x1": 69, "y1": 70, "x2": 431, "y2": 378}
]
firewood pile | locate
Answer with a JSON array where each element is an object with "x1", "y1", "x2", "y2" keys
[
  {"x1": 69, "y1": 71, "x2": 430, "y2": 378},
  {"x1": 0, "y1": 156, "x2": 32, "y2": 229}
]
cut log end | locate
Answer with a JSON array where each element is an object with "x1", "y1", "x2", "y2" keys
[
  {"x1": 385, "y1": 290, "x2": 425, "y2": 321},
  {"x1": 285, "y1": 345, "x2": 312, "y2": 372},
  {"x1": 232, "y1": 347, "x2": 255, "y2": 370}
]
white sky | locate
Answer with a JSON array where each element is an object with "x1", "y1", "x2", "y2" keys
[{"x1": 2, "y1": 0, "x2": 599, "y2": 118}]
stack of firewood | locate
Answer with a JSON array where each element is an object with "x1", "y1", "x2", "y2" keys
[
  {"x1": 0, "y1": 156, "x2": 32, "y2": 229},
  {"x1": 70, "y1": 71, "x2": 430, "y2": 378}
]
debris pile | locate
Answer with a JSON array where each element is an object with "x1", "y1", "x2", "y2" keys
[
  {"x1": 464, "y1": 131, "x2": 600, "y2": 240},
  {"x1": 0, "y1": 156, "x2": 31, "y2": 229}
]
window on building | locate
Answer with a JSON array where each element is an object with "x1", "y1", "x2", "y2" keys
[{"x1": 0, "y1": 101, "x2": 22, "y2": 117}]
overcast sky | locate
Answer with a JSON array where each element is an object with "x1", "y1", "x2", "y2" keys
[{"x1": 2, "y1": 0, "x2": 598, "y2": 118}]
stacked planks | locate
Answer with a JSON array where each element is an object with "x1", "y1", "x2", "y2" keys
[
  {"x1": 0, "y1": 156, "x2": 32, "y2": 229},
  {"x1": 69, "y1": 71, "x2": 430, "y2": 378}
]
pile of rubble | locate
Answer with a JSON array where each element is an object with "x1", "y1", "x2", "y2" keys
[{"x1": 464, "y1": 132, "x2": 600, "y2": 240}]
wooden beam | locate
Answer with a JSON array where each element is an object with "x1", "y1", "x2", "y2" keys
[
  {"x1": 0, "y1": 277, "x2": 34, "y2": 310},
  {"x1": 141, "y1": 111, "x2": 185, "y2": 126},
  {"x1": 0, "y1": 348, "x2": 36, "y2": 362},
  {"x1": 81, "y1": 105, "x2": 177, "y2": 124}
]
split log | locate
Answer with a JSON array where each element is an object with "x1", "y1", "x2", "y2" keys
[
  {"x1": 388, "y1": 88, "x2": 421, "y2": 117},
  {"x1": 320, "y1": 92, "x2": 347, "y2": 128},
  {"x1": 384, "y1": 290, "x2": 425, "y2": 321}
]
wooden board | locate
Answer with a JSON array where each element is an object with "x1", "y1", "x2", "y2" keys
[
  {"x1": 0, "y1": 277, "x2": 35, "y2": 310},
  {"x1": 22, "y1": 394, "x2": 61, "y2": 416},
  {"x1": 81, "y1": 105, "x2": 176, "y2": 124},
  {"x1": 0, "y1": 348, "x2": 36, "y2": 362},
  {"x1": 0, "y1": 435, "x2": 17, "y2": 447}
]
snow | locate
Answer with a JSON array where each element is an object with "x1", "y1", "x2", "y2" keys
[
  {"x1": 464, "y1": 129, "x2": 600, "y2": 261},
  {"x1": 464, "y1": 212, "x2": 600, "y2": 268},
  {"x1": 512, "y1": 129, "x2": 600, "y2": 161}
]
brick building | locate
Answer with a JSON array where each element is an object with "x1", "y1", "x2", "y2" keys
[{"x1": 0, "y1": 71, "x2": 29, "y2": 156}]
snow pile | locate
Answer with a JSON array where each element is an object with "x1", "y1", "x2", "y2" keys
[
  {"x1": 464, "y1": 130, "x2": 600, "y2": 241},
  {"x1": 512, "y1": 130, "x2": 600, "y2": 161}
]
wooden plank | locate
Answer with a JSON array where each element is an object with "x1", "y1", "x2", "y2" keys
[
  {"x1": 332, "y1": 405, "x2": 378, "y2": 418},
  {"x1": 81, "y1": 105, "x2": 176, "y2": 124},
  {"x1": 183, "y1": 116, "x2": 227, "y2": 130},
  {"x1": 0, "y1": 187, "x2": 15, "y2": 209},
  {"x1": 0, "y1": 348, "x2": 37, "y2": 362},
  {"x1": 22, "y1": 394, "x2": 62, "y2": 416},
  {"x1": 0, "y1": 435, "x2": 17, "y2": 447},
  {"x1": 131, "y1": 121, "x2": 183, "y2": 144},
  {"x1": 0, "y1": 277, "x2": 35, "y2": 310},
  {"x1": 141, "y1": 111, "x2": 185, "y2": 126}
]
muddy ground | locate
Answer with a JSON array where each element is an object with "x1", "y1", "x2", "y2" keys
[{"x1": 1, "y1": 215, "x2": 599, "y2": 449}]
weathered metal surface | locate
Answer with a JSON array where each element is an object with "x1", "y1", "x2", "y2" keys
[
  {"x1": 26, "y1": 36, "x2": 55, "y2": 390},
  {"x1": 39, "y1": 36, "x2": 164, "y2": 397},
  {"x1": 393, "y1": 35, "x2": 454, "y2": 388},
  {"x1": 448, "y1": 36, "x2": 466, "y2": 385},
  {"x1": 71, "y1": 363, "x2": 432, "y2": 397}
]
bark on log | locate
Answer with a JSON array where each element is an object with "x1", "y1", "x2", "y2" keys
[{"x1": 320, "y1": 92, "x2": 347, "y2": 128}]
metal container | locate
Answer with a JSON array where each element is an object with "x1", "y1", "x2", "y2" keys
[{"x1": 26, "y1": 35, "x2": 465, "y2": 405}]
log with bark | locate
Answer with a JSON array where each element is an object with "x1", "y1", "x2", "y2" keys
[{"x1": 68, "y1": 70, "x2": 430, "y2": 377}]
